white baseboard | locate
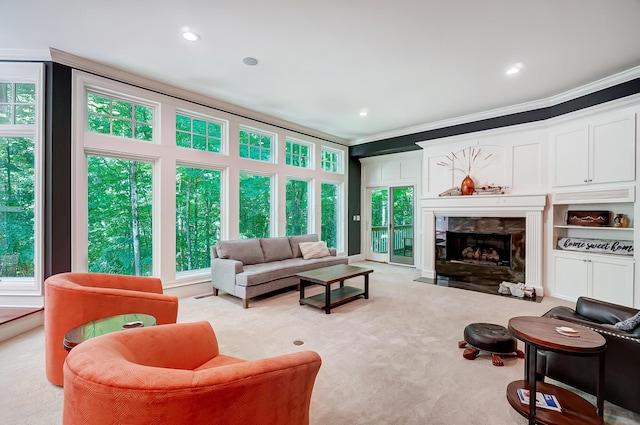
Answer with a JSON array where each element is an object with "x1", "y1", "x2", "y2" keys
[{"x1": 0, "y1": 310, "x2": 43, "y2": 343}]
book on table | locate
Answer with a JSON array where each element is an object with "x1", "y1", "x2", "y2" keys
[{"x1": 516, "y1": 388, "x2": 562, "y2": 412}]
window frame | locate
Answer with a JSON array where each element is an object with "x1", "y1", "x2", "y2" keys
[
  {"x1": 285, "y1": 137, "x2": 314, "y2": 169},
  {"x1": 321, "y1": 146, "x2": 344, "y2": 174},
  {"x1": 0, "y1": 62, "x2": 45, "y2": 299},
  {"x1": 239, "y1": 125, "x2": 276, "y2": 163},
  {"x1": 175, "y1": 109, "x2": 228, "y2": 155}
]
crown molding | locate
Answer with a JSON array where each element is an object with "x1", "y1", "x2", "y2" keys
[
  {"x1": 48, "y1": 48, "x2": 349, "y2": 145},
  {"x1": 352, "y1": 65, "x2": 640, "y2": 146},
  {"x1": 0, "y1": 48, "x2": 51, "y2": 61}
]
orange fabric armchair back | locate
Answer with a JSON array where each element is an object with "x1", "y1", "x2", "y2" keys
[
  {"x1": 45, "y1": 272, "x2": 178, "y2": 386},
  {"x1": 63, "y1": 321, "x2": 322, "y2": 425}
]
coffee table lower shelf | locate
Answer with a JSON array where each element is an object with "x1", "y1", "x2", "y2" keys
[
  {"x1": 299, "y1": 286, "x2": 364, "y2": 312},
  {"x1": 506, "y1": 380, "x2": 602, "y2": 425}
]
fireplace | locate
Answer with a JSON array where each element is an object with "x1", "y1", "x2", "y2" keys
[
  {"x1": 445, "y1": 231, "x2": 512, "y2": 267},
  {"x1": 419, "y1": 194, "x2": 546, "y2": 297},
  {"x1": 435, "y1": 217, "x2": 525, "y2": 288}
]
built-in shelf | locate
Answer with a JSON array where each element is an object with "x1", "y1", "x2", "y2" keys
[{"x1": 553, "y1": 225, "x2": 633, "y2": 231}]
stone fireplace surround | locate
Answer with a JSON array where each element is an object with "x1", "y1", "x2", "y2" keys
[{"x1": 420, "y1": 194, "x2": 546, "y2": 296}]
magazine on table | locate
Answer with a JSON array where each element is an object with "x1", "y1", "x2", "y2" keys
[{"x1": 516, "y1": 388, "x2": 562, "y2": 412}]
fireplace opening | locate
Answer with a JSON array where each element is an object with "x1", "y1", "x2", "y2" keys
[{"x1": 445, "y1": 231, "x2": 512, "y2": 268}]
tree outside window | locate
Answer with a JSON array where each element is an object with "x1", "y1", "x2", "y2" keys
[
  {"x1": 239, "y1": 128, "x2": 273, "y2": 162},
  {"x1": 286, "y1": 179, "x2": 309, "y2": 236},
  {"x1": 176, "y1": 166, "x2": 221, "y2": 272},
  {"x1": 87, "y1": 156, "x2": 153, "y2": 276},
  {"x1": 0, "y1": 137, "x2": 35, "y2": 277},
  {"x1": 239, "y1": 173, "x2": 271, "y2": 239},
  {"x1": 321, "y1": 182, "x2": 339, "y2": 248}
]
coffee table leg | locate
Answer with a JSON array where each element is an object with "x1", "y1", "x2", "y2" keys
[
  {"x1": 325, "y1": 283, "x2": 331, "y2": 314},
  {"x1": 364, "y1": 274, "x2": 369, "y2": 299},
  {"x1": 299, "y1": 279, "x2": 306, "y2": 303}
]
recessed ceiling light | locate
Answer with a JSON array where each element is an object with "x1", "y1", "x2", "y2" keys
[
  {"x1": 506, "y1": 63, "x2": 523, "y2": 75},
  {"x1": 182, "y1": 31, "x2": 200, "y2": 41},
  {"x1": 359, "y1": 110, "x2": 368, "y2": 117},
  {"x1": 242, "y1": 57, "x2": 259, "y2": 66}
]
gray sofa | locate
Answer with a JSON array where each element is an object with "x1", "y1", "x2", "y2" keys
[{"x1": 210, "y1": 234, "x2": 348, "y2": 308}]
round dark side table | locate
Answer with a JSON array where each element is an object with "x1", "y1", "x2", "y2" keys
[
  {"x1": 506, "y1": 316, "x2": 606, "y2": 425},
  {"x1": 63, "y1": 313, "x2": 156, "y2": 351}
]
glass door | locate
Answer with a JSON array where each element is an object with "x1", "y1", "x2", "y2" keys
[
  {"x1": 389, "y1": 186, "x2": 414, "y2": 265},
  {"x1": 367, "y1": 188, "x2": 388, "y2": 262},
  {"x1": 366, "y1": 186, "x2": 414, "y2": 265}
]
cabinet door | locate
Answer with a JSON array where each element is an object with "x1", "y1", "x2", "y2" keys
[
  {"x1": 591, "y1": 256, "x2": 634, "y2": 307},
  {"x1": 554, "y1": 253, "x2": 589, "y2": 300},
  {"x1": 590, "y1": 113, "x2": 636, "y2": 184},
  {"x1": 550, "y1": 126, "x2": 589, "y2": 187}
]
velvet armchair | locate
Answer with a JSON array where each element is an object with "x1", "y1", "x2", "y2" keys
[
  {"x1": 45, "y1": 272, "x2": 179, "y2": 386},
  {"x1": 62, "y1": 320, "x2": 322, "y2": 425}
]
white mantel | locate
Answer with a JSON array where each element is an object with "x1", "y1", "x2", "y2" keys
[{"x1": 420, "y1": 194, "x2": 547, "y2": 296}]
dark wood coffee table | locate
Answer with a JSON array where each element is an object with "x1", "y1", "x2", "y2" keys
[
  {"x1": 297, "y1": 264, "x2": 373, "y2": 314},
  {"x1": 506, "y1": 316, "x2": 606, "y2": 425},
  {"x1": 63, "y1": 313, "x2": 156, "y2": 351}
]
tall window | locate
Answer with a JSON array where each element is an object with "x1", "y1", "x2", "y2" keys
[
  {"x1": 0, "y1": 137, "x2": 35, "y2": 278},
  {"x1": 0, "y1": 63, "x2": 42, "y2": 293},
  {"x1": 321, "y1": 147, "x2": 343, "y2": 173},
  {"x1": 239, "y1": 127, "x2": 273, "y2": 162},
  {"x1": 239, "y1": 173, "x2": 271, "y2": 238},
  {"x1": 286, "y1": 179, "x2": 309, "y2": 236},
  {"x1": 87, "y1": 156, "x2": 153, "y2": 276},
  {"x1": 285, "y1": 138, "x2": 312, "y2": 168},
  {"x1": 176, "y1": 113, "x2": 223, "y2": 153},
  {"x1": 321, "y1": 182, "x2": 340, "y2": 248},
  {"x1": 176, "y1": 166, "x2": 221, "y2": 272},
  {"x1": 87, "y1": 92, "x2": 154, "y2": 141}
]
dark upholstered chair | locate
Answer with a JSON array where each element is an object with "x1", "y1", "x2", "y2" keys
[{"x1": 538, "y1": 297, "x2": 640, "y2": 414}]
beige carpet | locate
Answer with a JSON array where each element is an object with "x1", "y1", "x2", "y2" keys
[{"x1": 1, "y1": 261, "x2": 639, "y2": 424}]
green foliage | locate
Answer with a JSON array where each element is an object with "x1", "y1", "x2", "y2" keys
[
  {"x1": 286, "y1": 179, "x2": 309, "y2": 236},
  {"x1": 0, "y1": 83, "x2": 36, "y2": 125},
  {"x1": 87, "y1": 156, "x2": 153, "y2": 276},
  {"x1": 371, "y1": 189, "x2": 388, "y2": 227},
  {"x1": 239, "y1": 173, "x2": 271, "y2": 238},
  {"x1": 392, "y1": 187, "x2": 413, "y2": 226},
  {"x1": 87, "y1": 92, "x2": 154, "y2": 142},
  {"x1": 175, "y1": 166, "x2": 221, "y2": 272},
  {"x1": 239, "y1": 129, "x2": 271, "y2": 161},
  {"x1": 0, "y1": 137, "x2": 35, "y2": 276},
  {"x1": 175, "y1": 114, "x2": 222, "y2": 153},
  {"x1": 321, "y1": 182, "x2": 339, "y2": 248}
]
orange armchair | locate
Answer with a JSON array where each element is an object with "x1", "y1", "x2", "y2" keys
[
  {"x1": 63, "y1": 321, "x2": 322, "y2": 425},
  {"x1": 45, "y1": 272, "x2": 178, "y2": 386}
]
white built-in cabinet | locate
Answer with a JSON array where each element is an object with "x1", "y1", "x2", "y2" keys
[
  {"x1": 550, "y1": 187, "x2": 636, "y2": 308},
  {"x1": 554, "y1": 250, "x2": 634, "y2": 307},
  {"x1": 550, "y1": 111, "x2": 636, "y2": 187}
]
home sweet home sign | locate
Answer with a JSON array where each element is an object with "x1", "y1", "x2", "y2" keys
[{"x1": 557, "y1": 237, "x2": 634, "y2": 256}]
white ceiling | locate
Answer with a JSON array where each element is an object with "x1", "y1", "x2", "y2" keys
[{"x1": 3, "y1": 0, "x2": 640, "y2": 144}]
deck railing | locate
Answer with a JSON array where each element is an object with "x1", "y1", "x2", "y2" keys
[{"x1": 371, "y1": 225, "x2": 413, "y2": 256}]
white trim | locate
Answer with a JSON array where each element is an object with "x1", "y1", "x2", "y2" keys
[
  {"x1": 0, "y1": 48, "x2": 51, "y2": 61},
  {"x1": 353, "y1": 65, "x2": 640, "y2": 145}
]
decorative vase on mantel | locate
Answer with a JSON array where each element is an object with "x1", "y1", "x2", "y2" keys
[{"x1": 461, "y1": 175, "x2": 475, "y2": 196}]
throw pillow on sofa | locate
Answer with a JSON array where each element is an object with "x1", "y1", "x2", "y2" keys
[
  {"x1": 299, "y1": 241, "x2": 330, "y2": 259},
  {"x1": 614, "y1": 310, "x2": 640, "y2": 332}
]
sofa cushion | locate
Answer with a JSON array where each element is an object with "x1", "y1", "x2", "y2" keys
[
  {"x1": 216, "y1": 239, "x2": 265, "y2": 265},
  {"x1": 236, "y1": 256, "x2": 348, "y2": 287},
  {"x1": 289, "y1": 234, "x2": 319, "y2": 258},
  {"x1": 260, "y1": 237, "x2": 293, "y2": 262},
  {"x1": 299, "y1": 241, "x2": 330, "y2": 259}
]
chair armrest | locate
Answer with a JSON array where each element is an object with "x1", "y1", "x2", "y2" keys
[
  {"x1": 548, "y1": 312, "x2": 640, "y2": 342},
  {"x1": 211, "y1": 258, "x2": 243, "y2": 295}
]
